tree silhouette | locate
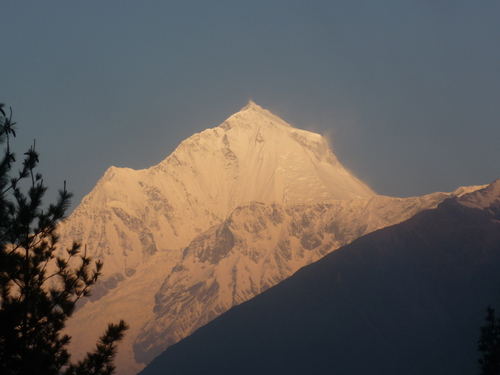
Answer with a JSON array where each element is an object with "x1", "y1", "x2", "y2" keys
[
  {"x1": 478, "y1": 306, "x2": 500, "y2": 375},
  {"x1": 0, "y1": 103, "x2": 128, "y2": 375}
]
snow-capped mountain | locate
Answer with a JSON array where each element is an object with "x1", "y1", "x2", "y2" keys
[
  {"x1": 58, "y1": 102, "x2": 484, "y2": 375},
  {"x1": 58, "y1": 101, "x2": 375, "y2": 299},
  {"x1": 137, "y1": 179, "x2": 500, "y2": 375}
]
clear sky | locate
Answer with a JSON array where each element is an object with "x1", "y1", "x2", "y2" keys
[{"x1": 2, "y1": 1, "x2": 500, "y2": 212}]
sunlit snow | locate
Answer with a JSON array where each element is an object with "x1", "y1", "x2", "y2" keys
[{"x1": 59, "y1": 103, "x2": 486, "y2": 375}]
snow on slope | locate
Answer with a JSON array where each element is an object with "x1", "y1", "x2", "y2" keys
[
  {"x1": 64, "y1": 251, "x2": 180, "y2": 375},
  {"x1": 131, "y1": 187, "x2": 483, "y2": 365},
  {"x1": 152, "y1": 100, "x2": 375, "y2": 211},
  {"x1": 136, "y1": 180, "x2": 500, "y2": 375},
  {"x1": 58, "y1": 101, "x2": 375, "y2": 299},
  {"x1": 458, "y1": 179, "x2": 500, "y2": 212},
  {"x1": 59, "y1": 102, "x2": 485, "y2": 375}
]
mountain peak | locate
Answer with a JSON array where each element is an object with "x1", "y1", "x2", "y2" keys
[
  {"x1": 220, "y1": 102, "x2": 291, "y2": 133},
  {"x1": 458, "y1": 179, "x2": 500, "y2": 211},
  {"x1": 175, "y1": 102, "x2": 376, "y2": 203},
  {"x1": 240, "y1": 100, "x2": 262, "y2": 111}
]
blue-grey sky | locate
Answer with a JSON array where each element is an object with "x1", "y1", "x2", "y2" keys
[{"x1": 2, "y1": 1, "x2": 500, "y2": 212}]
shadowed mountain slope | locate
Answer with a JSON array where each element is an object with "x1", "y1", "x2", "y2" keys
[{"x1": 139, "y1": 180, "x2": 500, "y2": 375}]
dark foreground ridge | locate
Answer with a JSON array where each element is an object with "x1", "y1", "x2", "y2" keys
[{"x1": 139, "y1": 180, "x2": 500, "y2": 375}]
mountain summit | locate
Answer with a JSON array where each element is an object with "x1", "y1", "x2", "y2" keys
[
  {"x1": 60, "y1": 102, "x2": 375, "y2": 280},
  {"x1": 157, "y1": 100, "x2": 375, "y2": 209},
  {"x1": 58, "y1": 103, "x2": 483, "y2": 375}
]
